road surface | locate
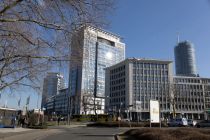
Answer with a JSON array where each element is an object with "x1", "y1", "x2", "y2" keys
[
  {"x1": 1, "y1": 126, "x2": 130, "y2": 140},
  {"x1": 44, "y1": 126, "x2": 129, "y2": 140}
]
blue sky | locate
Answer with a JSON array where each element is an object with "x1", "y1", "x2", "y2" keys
[
  {"x1": 109, "y1": 0, "x2": 210, "y2": 77},
  {"x1": 1, "y1": 0, "x2": 210, "y2": 109}
]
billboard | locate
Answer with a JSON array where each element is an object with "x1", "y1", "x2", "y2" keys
[{"x1": 150, "y1": 100, "x2": 160, "y2": 123}]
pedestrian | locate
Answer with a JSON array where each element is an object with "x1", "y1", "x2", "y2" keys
[
  {"x1": 11, "y1": 114, "x2": 16, "y2": 128},
  {"x1": 57, "y1": 116, "x2": 61, "y2": 126},
  {"x1": 21, "y1": 117, "x2": 25, "y2": 128}
]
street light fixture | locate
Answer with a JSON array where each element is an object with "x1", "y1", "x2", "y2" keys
[{"x1": 128, "y1": 105, "x2": 133, "y2": 121}]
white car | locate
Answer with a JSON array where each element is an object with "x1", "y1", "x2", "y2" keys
[{"x1": 187, "y1": 119, "x2": 197, "y2": 127}]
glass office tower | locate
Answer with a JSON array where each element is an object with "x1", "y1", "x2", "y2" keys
[
  {"x1": 174, "y1": 41, "x2": 197, "y2": 76},
  {"x1": 69, "y1": 26, "x2": 125, "y2": 115},
  {"x1": 41, "y1": 72, "x2": 65, "y2": 108}
]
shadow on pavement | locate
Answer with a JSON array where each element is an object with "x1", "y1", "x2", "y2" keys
[{"x1": 82, "y1": 134, "x2": 114, "y2": 137}]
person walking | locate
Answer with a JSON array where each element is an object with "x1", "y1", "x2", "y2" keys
[
  {"x1": 11, "y1": 114, "x2": 16, "y2": 128},
  {"x1": 57, "y1": 116, "x2": 61, "y2": 126}
]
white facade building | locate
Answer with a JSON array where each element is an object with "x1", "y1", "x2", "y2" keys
[{"x1": 105, "y1": 58, "x2": 173, "y2": 120}]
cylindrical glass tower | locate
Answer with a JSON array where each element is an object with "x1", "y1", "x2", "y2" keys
[{"x1": 174, "y1": 41, "x2": 197, "y2": 76}]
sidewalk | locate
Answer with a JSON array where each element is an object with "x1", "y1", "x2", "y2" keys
[
  {"x1": 0, "y1": 128, "x2": 62, "y2": 140},
  {"x1": 0, "y1": 123, "x2": 86, "y2": 140},
  {"x1": 49, "y1": 123, "x2": 87, "y2": 129},
  {"x1": 0, "y1": 127, "x2": 32, "y2": 133},
  {"x1": 0, "y1": 127, "x2": 36, "y2": 140}
]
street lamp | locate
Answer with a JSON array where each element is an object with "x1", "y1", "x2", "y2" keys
[
  {"x1": 127, "y1": 105, "x2": 133, "y2": 121},
  {"x1": 119, "y1": 102, "x2": 123, "y2": 119}
]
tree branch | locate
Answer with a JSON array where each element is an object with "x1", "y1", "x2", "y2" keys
[
  {"x1": 0, "y1": 18, "x2": 64, "y2": 30},
  {"x1": 0, "y1": 0, "x2": 23, "y2": 15}
]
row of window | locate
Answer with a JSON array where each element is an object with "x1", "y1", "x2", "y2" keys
[
  {"x1": 111, "y1": 78, "x2": 125, "y2": 85},
  {"x1": 176, "y1": 84, "x2": 203, "y2": 90},
  {"x1": 206, "y1": 92, "x2": 210, "y2": 96},
  {"x1": 175, "y1": 105, "x2": 204, "y2": 110},
  {"x1": 133, "y1": 69, "x2": 168, "y2": 75},
  {"x1": 133, "y1": 76, "x2": 169, "y2": 82},
  {"x1": 129, "y1": 104, "x2": 205, "y2": 111},
  {"x1": 176, "y1": 92, "x2": 204, "y2": 96},
  {"x1": 132, "y1": 95, "x2": 204, "y2": 101},
  {"x1": 110, "y1": 72, "x2": 125, "y2": 80},
  {"x1": 205, "y1": 86, "x2": 210, "y2": 90},
  {"x1": 110, "y1": 104, "x2": 126, "y2": 109},
  {"x1": 110, "y1": 85, "x2": 125, "y2": 91},
  {"x1": 174, "y1": 78, "x2": 210, "y2": 84},
  {"x1": 110, "y1": 97, "x2": 125, "y2": 104},
  {"x1": 110, "y1": 90, "x2": 125, "y2": 97},
  {"x1": 133, "y1": 63, "x2": 168, "y2": 69},
  {"x1": 110, "y1": 65, "x2": 125, "y2": 74},
  {"x1": 175, "y1": 98, "x2": 204, "y2": 102}
]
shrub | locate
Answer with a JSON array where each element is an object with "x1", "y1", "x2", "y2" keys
[
  {"x1": 121, "y1": 128, "x2": 210, "y2": 140},
  {"x1": 28, "y1": 125, "x2": 47, "y2": 129}
]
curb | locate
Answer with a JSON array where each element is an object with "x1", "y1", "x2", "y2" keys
[
  {"x1": 114, "y1": 134, "x2": 120, "y2": 140},
  {"x1": 114, "y1": 132, "x2": 124, "y2": 140}
]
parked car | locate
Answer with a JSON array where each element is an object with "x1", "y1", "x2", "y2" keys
[
  {"x1": 196, "y1": 120, "x2": 210, "y2": 128},
  {"x1": 168, "y1": 118, "x2": 188, "y2": 127},
  {"x1": 187, "y1": 119, "x2": 197, "y2": 127},
  {"x1": 121, "y1": 118, "x2": 130, "y2": 122}
]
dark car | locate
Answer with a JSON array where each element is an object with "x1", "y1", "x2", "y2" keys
[
  {"x1": 196, "y1": 120, "x2": 210, "y2": 128},
  {"x1": 167, "y1": 118, "x2": 188, "y2": 127}
]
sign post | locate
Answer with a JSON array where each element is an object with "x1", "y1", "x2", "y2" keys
[{"x1": 150, "y1": 100, "x2": 160, "y2": 128}]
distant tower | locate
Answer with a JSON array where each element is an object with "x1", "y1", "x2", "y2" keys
[
  {"x1": 174, "y1": 40, "x2": 197, "y2": 76},
  {"x1": 41, "y1": 72, "x2": 65, "y2": 108}
]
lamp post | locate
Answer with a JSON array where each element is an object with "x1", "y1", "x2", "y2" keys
[
  {"x1": 119, "y1": 102, "x2": 123, "y2": 119},
  {"x1": 128, "y1": 105, "x2": 133, "y2": 121}
]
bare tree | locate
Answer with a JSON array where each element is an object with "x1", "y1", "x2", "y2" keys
[
  {"x1": 82, "y1": 93, "x2": 94, "y2": 115},
  {"x1": 168, "y1": 83, "x2": 177, "y2": 119},
  {"x1": 0, "y1": 0, "x2": 114, "y2": 93}
]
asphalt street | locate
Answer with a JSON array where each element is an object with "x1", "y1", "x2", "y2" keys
[
  {"x1": 42, "y1": 126, "x2": 130, "y2": 140},
  {"x1": 0, "y1": 126, "x2": 130, "y2": 140},
  {"x1": 2, "y1": 126, "x2": 210, "y2": 140}
]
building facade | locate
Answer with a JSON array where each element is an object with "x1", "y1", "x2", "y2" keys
[
  {"x1": 45, "y1": 88, "x2": 69, "y2": 116},
  {"x1": 173, "y1": 76, "x2": 210, "y2": 120},
  {"x1": 41, "y1": 72, "x2": 65, "y2": 108},
  {"x1": 174, "y1": 41, "x2": 197, "y2": 76},
  {"x1": 105, "y1": 58, "x2": 210, "y2": 121},
  {"x1": 69, "y1": 26, "x2": 125, "y2": 115},
  {"x1": 105, "y1": 58, "x2": 173, "y2": 120}
]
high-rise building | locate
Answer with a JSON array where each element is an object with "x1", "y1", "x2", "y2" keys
[
  {"x1": 105, "y1": 58, "x2": 173, "y2": 120},
  {"x1": 174, "y1": 41, "x2": 197, "y2": 76},
  {"x1": 41, "y1": 72, "x2": 65, "y2": 108},
  {"x1": 69, "y1": 26, "x2": 125, "y2": 115},
  {"x1": 45, "y1": 88, "x2": 69, "y2": 116}
]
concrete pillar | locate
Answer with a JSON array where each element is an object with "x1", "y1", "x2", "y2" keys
[{"x1": 204, "y1": 112, "x2": 208, "y2": 120}]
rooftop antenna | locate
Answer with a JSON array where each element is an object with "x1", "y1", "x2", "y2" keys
[{"x1": 177, "y1": 32, "x2": 180, "y2": 44}]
